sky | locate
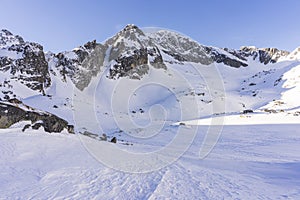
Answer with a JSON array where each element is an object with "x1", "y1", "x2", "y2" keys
[{"x1": 1, "y1": 0, "x2": 300, "y2": 53}]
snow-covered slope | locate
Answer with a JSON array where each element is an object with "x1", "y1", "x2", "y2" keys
[
  {"x1": 285, "y1": 47, "x2": 300, "y2": 61},
  {"x1": 1, "y1": 24, "x2": 300, "y2": 199},
  {"x1": 0, "y1": 29, "x2": 50, "y2": 98},
  {"x1": 1, "y1": 122, "x2": 299, "y2": 199},
  {"x1": 0, "y1": 25, "x2": 299, "y2": 136}
]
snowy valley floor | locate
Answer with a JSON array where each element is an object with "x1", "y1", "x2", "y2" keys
[{"x1": 0, "y1": 120, "x2": 300, "y2": 199}]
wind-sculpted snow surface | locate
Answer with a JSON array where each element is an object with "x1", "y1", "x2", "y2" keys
[
  {"x1": 1, "y1": 25, "x2": 300, "y2": 198},
  {"x1": 73, "y1": 52, "x2": 226, "y2": 172},
  {"x1": 0, "y1": 124, "x2": 300, "y2": 199}
]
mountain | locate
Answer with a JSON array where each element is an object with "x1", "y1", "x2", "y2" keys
[
  {"x1": 0, "y1": 29, "x2": 50, "y2": 96},
  {"x1": 286, "y1": 47, "x2": 300, "y2": 60},
  {"x1": 46, "y1": 24, "x2": 294, "y2": 89},
  {"x1": 0, "y1": 25, "x2": 299, "y2": 136},
  {"x1": 2, "y1": 25, "x2": 300, "y2": 200}
]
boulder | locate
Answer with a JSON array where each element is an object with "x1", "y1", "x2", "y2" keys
[
  {"x1": 0, "y1": 102, "x2": 73, "y2": 133},
  {"x1": 110, "y1": 137, "x2": 117, "y2": 143}
]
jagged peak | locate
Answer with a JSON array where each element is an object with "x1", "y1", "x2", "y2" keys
[
  {"x1": 117, "y1": 24, "x2": 145, "y2": 37},
  {"x1": 148, "y1": 28, "x2": 193, "y2": 40},
  {"x1": 0, "y1": 29, "x2": 13, "y2": 36},
  {"x1": 146, "y1": 28, "x2": 206, "y2": 51},
  {"x1": 123, "y1": 24, "x2": 139, "y2": 31},
  {"x1": 147, "y1": 28, "x2": 206, "y2": 53},
  {"x1": 0, "y1": 28, "x2": 25, "y2": 47},
  {"x1": 105, "y1": 24, "x2": 148, "y2": 50},
  {"x1": 240, "y1": 46, "x2": 289, "y2": 54},
  {"x1": 240, "y1": 46, "x2": 257, "y2": 51}
]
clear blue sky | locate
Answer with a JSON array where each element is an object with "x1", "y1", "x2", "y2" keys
[{"x1": 1, "y1": 0, "x2": 300, "y2": 52}]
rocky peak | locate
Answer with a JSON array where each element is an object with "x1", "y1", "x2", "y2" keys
[
  {"x1": 240, "y1": 46, "x2": 289, "y2": 54},
  {"x1": 1, "y1": 29, "x2": 13, "y2": 35},
  {"x1": 0, "y1": 29, "x2": 24, "y2": 48},
  {"x1": 106, "y1": 24, "x2": 146, "y2": 48},
  {"x1": 286, "y1": 46, "x2": 300, "y2": 60},
  {"x1": 83, "y1": 40, "x2": 98, "y2": 50},
  {"x1": 50, "y1": 40, "x2": 106, "y2": 90},
  {"x1": 2, "y1": 26, "x2": 295, "y2": 94},
  {"x1": 119, "y1": 24, "x2": 145, "y2": 38},
  {"x1": 105, "y1": 25, "x2": 166, "y2": 79},
  {"x1": 240, "y1": 46, "x2": 257, "y2": 51},
  {"x1": 147, "y1": 30, "x2": 213, "y2": 65},
  {"x1": 239, "y1": 46, "x2": 289, "y2": 64},
  {"x1": 105, "y1": 25, "x2": 149, "y2": 60},
  {"x1": 123, "y1": 24, "x2": 142, "y2": 34},
  {"x1": 0, "y1": 30, "x2": 50, "y2": 99}
]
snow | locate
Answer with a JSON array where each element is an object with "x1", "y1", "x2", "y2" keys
[
  {"x1": 212, "y1": 47, "x2": 247, "y2": 63},
  {"x1": 176, "y1": 112, "x2": 300, "y2": 126},
  {"x1": 0, "y1": 48, "x2": 23, "y2": 59},
  {"x1": 0, "y1": 121, "x2": 299, "y2": 199},
  {"x1": 63, "y1": 51, "x2": 78, "y2": 60},
  {"x1": 283, "y1": 47, "x2": 300, "y2": 61},
  {"x1": 1, "y1": 54, "x2": 300, "y2": 198},
  {"x1": 23, "y1": 65, "x2": 76, "y2": 124},
  {"x1": 261, "y1": 63, "x2": 300, "y2": 111},
  {"x1": 0, "y1": 70, "x2": 42, "y2": 100},
  {"x1": 1, "y1": 26, "x2": 300, "y2": 199},
  {"x1": 0, "y1": 30, "x2": 22, "y2": 48}
]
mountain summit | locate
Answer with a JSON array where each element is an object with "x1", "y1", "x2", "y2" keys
[{"x1": 0, "y1": 24, "x2": 299, "y2": 134}]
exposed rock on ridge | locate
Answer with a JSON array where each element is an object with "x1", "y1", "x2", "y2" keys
[{"x1": 0, "y1": 102, "x2": 74, "y2": 133}]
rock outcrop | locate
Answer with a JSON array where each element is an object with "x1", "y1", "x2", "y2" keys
[
  {"x1": 0, "y1": 102, "x2": 74, "y2": 133},
  {"x1": 0, "y1": 25, "x2": 296, "y2": 135},
  {"x1": 0, "y1": 29, "x2": 50, "y2": 96},
  {"x1": 106, "y1": 24, "x2": 166, "y2": 79},
  {"x1": 50, "y1": 40, "x2": 107, "y2": 91},
  {"x1": 239, "y1": 46, "x2": 289, "y2": 64}
]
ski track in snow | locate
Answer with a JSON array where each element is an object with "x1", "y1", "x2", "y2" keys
[{"x1": 0, "y1": 124, "x2": 300, "y2": 199}]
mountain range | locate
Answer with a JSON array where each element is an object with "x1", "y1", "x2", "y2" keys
[{"x1": 0, "y1": 24, "x2": 299, "y2": 138}]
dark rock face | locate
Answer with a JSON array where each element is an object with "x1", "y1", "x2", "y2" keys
[
  {"x1": 239, "y1": 46, "x2": 289, "y2": 64},
  {"x1": 223, "y1": 48, "x2": 248, "y2": 62},
  {"x1": 149, "y1": 30, "x2": 213, "y2": 65},
  {"x1": 0, "y1": 30, "x2": 51, "y2": 95},
  {"x1": 0, "y1": 26, "x2": 295, "y2": 135},
  {"x1": 48, "y1": 25, "x2": 292, "y2": 85},
  {"x1": 0, "y1": 102, "x2": 74, "y2": 133},
  {"x1": 0, "y1": 103, "x2": 25, "y2": 128},
  {"x1": 1, "y1": 26, "x2": 293, "y2": 95},
  {"x1": 110, "y1": 137, "x2": 117, "y2": 143},
  {"x1": 205, "y1": 47, "x2": 248, "y2": 68},
  {"x1": 108, "y1": 46, "x2": 166, "y2": 79},
  {"x1": 147, "y1": 46, "x2": 166, "y2": 69},
  {"x1": 206, "y1": 46, "x2": 289, "y2": 68},
  {"x1": 242, "y1": 109, "x2": 254, "y2": 114},
  {"x1": 52, "y1": 41, "x2": 106, "y2": 90},
  {"x1": 106, "y1": 25, "x2": 166, "y2": 79},
  {"x1": 109, "y1": 48, "x2": 148, "y2": 79},
  {"x1": 14, "y1": 43, "x2": 50, "y2": 92},
  {"x1": 0, "y1": 29, "x2": 24, "y2": 47}
]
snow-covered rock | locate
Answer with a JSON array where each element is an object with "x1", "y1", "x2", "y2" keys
[
  {"x1": 0, "y1": 24, "x2": 299, "y2": 135},
  {"x1": 0, "y1": 29, "x2": 50, "y2": 98}
]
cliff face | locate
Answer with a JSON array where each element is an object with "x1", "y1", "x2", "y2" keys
[
  {"x1": 0, "y1": 25, "x2": 298, "y2": 133},
  {"x1": 0, "y1": 29, "x2": 50, "y2": 96},
  {"x1": 0, "y1": 101, "x2": 74, "y2": 133},
  {"x1": 1, "y1": 26, "x2": 292, "y2": 96}
]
